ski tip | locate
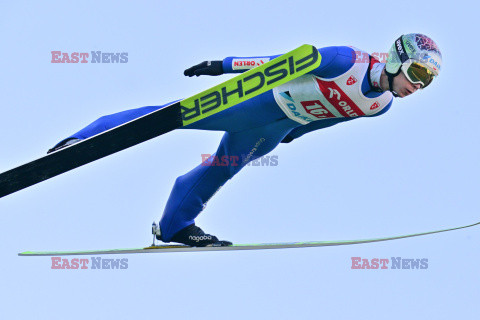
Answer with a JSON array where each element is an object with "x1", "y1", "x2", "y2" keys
[{"x1": 18, "y1": 251, "x2": 35, "y2": 256}]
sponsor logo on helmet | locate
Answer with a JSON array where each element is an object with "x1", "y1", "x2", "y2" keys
[
  {"x1": 428, "y1": 58, "x2": 441, "y2": 70},
  {"x1": 418, "y1": 53, "x2": 431, "y2": 64},
  {"x1": 346, "y1": 75, "x2": 357, "y2": 85},
  {"x1": 405, "y1": 40, "x2": 415, "y2": 52},
  {"x1": 396, "y1": 39, "x2": 405, "y2": 55},
  {"x1": 370, "y1": 102, "x2": 380, "y2": 110}
]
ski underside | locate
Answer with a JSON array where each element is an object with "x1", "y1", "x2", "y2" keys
[{"x1": 19, "y1": 221, "x2": 480, "y2": 256}]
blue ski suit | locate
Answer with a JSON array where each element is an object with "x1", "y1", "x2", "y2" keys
[{"x1": 62, "y1": 46, "x2": 393, "y2": 241}]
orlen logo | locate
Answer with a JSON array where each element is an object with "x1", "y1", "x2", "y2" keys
[
  {"x1": 315, "y1": 79, "x2": 366, "y2": 118},
  {"x1": 327, "y1": 88, "x2": 359, "y2": 117},
  {"x1": 346, "y1": 75, "x2": 357, "y2": 86},
  {"x1": 370, "y1": 101, "x2": 380, "y2": 110},
  {"x1": 232, "y1": 58, "x2": 270, "y2": 70},
  {"x1": 234, "y1": 60, "x2": 260, "y2": 67}
]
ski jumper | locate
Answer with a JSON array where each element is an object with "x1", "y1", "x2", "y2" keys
[{"x1": 59, "y1": 46, "x2": 394, "y2": 241}]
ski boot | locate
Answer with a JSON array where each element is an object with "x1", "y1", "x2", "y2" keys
[{"x1": 152, "y1": 222, "x2": 232, "y2": 247}]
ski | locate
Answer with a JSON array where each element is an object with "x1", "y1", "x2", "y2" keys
[
  {"x1": 18, "y1": 220, "x2": 480, "y2": 256},
  {"x1": 0, "y1": 44, "x2": 321, "y2": 199}
]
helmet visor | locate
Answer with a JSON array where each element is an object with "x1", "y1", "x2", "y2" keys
[{"x1": 402, "y1": 61, "x2": 435, "y2": 88}]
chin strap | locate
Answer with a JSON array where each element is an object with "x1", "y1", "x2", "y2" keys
[
  {"x1": 387, "y1": 73, "x2": 399, "y2": 97},
  {"x1": 385, "y1": 69, "x2": 400, "y2": 98},
  {"x1": 386, "y1": 35, "x2": 410, "y2": 98}
]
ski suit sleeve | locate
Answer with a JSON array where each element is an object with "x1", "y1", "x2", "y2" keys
[
  {"x1": 222, "y1": 46, "x2": 354, "y2": 75},
  {"x1": 222, "y1": 55, "x2": 281, "y2": 73}
]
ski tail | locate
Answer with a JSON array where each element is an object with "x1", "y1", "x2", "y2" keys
[{"x1": 0, "y1": 44, "x2": 321, "y2": 199}]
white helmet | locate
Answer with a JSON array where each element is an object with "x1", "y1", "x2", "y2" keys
[{"x1": 385, "y1": 33, "x2": 442, "y2": 92}]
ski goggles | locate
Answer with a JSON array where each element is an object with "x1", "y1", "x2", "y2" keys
[{"x1": 401, "y1": 61, "x2": 435, "y2": 88}]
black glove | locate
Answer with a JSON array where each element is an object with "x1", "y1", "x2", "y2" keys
[{"x1": 184, "y1": 60, "x2": 223, "y2": 77}]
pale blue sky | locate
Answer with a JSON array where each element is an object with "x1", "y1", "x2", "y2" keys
[{"x1": 1, "y1": 1, "x2": 479, "y2": 319}]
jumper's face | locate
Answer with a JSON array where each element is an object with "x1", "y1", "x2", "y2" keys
[{"x1": 393, "y1": 71, "x2": 423, "y2": 98}]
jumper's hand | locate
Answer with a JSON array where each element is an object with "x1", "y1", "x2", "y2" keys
[{"x1": 184, "y1": 61, "x2": 223, "y2": 77}]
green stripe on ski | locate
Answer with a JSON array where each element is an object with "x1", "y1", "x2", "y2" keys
[
  {"x1": 18, "y1": 221, "x2": 480, "y2": 256},
  {"x1": 180, "y1": 44, "x2": 321, "y2": 125}
]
